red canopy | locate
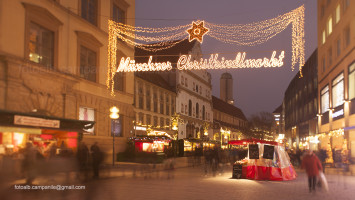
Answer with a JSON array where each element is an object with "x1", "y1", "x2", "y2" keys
[{"x1": 228, "y1": 139, "x2": 280, "y2": 146}]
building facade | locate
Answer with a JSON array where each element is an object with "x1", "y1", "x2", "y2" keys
[
  {"x1": 135, "y1": 39, "x2": 214, "y2": 144},
  {"x1": 133, "y1": 72, "x2": 176, "y2": 138},
  {"x1": 212, "y1": 96, "x2": 248, "y2": 147},
  {"x1": 272, "y1": 104, "x2": 286, "y2": 144},
  {"x1": 317, "y1": 0, "x2": 355, "y2": 163},
  {"x1": 0, "y1": 0, "x2": 136, "y2": 158},
  {"x1": 284, "y1": 49, "x2": 318, "y2": 150}
]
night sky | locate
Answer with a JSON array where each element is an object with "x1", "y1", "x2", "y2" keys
[{"x1": 135, "y1": 0, "x2": 317, "y2": 118}]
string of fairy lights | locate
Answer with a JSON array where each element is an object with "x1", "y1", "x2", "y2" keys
[{"x1": 107, "y1": 5, "x2": 305, "y2": 95}]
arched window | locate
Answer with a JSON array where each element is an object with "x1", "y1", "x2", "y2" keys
[
  {"x1": 202, "y1": 105, "x2": 205, "y2": 120},
  {"x1": 188, "y1": 100, "x2": 192, "y2": 116},
  {"x1": 196, "y1": 103, "x2": 199, "y2": 118}
]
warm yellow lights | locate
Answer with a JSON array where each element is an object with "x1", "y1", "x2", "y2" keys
[
  {"x1": 109, "y1": 106, "x2": 119, "y2": 119},
  {"x1": 13, "y1": 132, "x2": 25, "y2": 146},
  {"x1": 107, "y1": 5, "x2": 305, "y2": 95},
  {"x1": 187, "y1": 21, "x2": 209, "y2": 43},
  {"x1": 177, "y1": 51, "x2": 285, "y2": 70},
  {"x1": 116, "y1": 56, "x2": 172, "y2": 72}
]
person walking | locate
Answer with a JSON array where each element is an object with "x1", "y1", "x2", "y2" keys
[
  {"x1": 22, "y1": 142, "x2": 37, "y2": 184},
  {"x1": 77, "y1": 142, "x2": 89, "y2": 181},
  {"x1": 90, "y1": 142, "x2": 102, "y2": 179},
  {"x1": 301, "y1": 150, "x2": 323, "y2": 193}
]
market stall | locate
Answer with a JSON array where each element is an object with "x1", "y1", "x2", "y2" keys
[{"x1": 229, "y1": 139, "x2": 297, "y2": 181}]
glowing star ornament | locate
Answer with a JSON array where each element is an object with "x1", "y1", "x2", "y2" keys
[{"x1": 187, "y1": 21, "x2": 209, "y2": 43}]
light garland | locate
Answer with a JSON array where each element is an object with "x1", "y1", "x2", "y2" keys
[
  {"x1": 177, "y1": 51, "x2": 285, "y2": 70},
  {"x1": 107, "y1": 5, "x2": 305, "y2": 94},
  {"x1": 115, "y1": 50, "x2": 285, "y2": 73}
]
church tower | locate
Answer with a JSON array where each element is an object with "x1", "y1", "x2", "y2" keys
[{"x1": 220, "y1": 72, "x2": 234, "y2": 105}]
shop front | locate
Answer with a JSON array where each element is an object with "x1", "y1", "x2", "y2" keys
[{"x1": 0, "y1": 110, "x2": 94, "y2": 158}]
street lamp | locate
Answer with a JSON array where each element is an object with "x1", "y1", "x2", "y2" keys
[{"x1": 110, "y1": 106, "x2": 119, "y2": 166}]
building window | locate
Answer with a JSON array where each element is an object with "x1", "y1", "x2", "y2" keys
[
  {"x1": 81, "y1": 0, "x2": 97, "y2": 25},
  {"x1": 196, "y1": 103, "x2": 199, "y2": 118},
  {"x1": 335, "y1": 4, "x2": 340, "y2": 24},
  {"x1": 138, "y1": 113, "x2": 144, "y2": 125},
  {"x1": 322, "y1": 56, "x2": 326, "y2": 73},
  {"x1": 321, "y1": 86, "x2": 329, "y2": 113},
  {"x1": 320, "y1": 5, "x2": 325, "y2": 18},
  {"x1": 146, "y1": 87, "x2": 151, "y2": 111},
  {"x1": 181, "y1": 103, "x2": 184, "y2": 113},
  {"x1": 160, "y1": 117, "x2": 164, "y2": 128},
  {"x1": 349, "y1": 63, "x2": 355, "y2": 100},
  {"x1": 188, "y1": 100, "x2": 192, "y2": 116},
  {"x1": 181, "y1": 75, "x2": 184, "y2": 85},
  {"x1": 344, "y1": 26, "x2": 350, "y2": 48},
  {"x1": 165, "y1": 119, "x2": 170, "y2": 129},
  {"x1": 166, "y1": 95, "x2": 170, "y2": 115},
  {"x1": 79, "y1": 107, "x2": 95, "y2": 134},
  {"x1": 202, "y1": 106, "x2": 205, "y2": 120},
  {"x1": 332, "y1": 73, "x2": 344, "y2": 108},
  {"x1": 138, "y1": 83, "x2": 143, "y2": 109},
  {"x1": 146, "y1": 115, "x2": 151, "y2": 125},
  {"x1": 24, "y1": 3, "x2": 62, "y2": 70},
  {"x1": 336, "y1": 38, "x2": 341, "y2": 57},
  {"x1": 185, "y1": 78, "x2": 188, "y2": 87},
  {"x1": 28, "y1": 22, "x2": 54, "y2": 68},
  {"x1": 343, "y1": 0, "x2": 350, "y2": 11},
  {"x1": 185, "y1": 105, "x2": 187, "y2": 114},
  {"x1": 327, "y1": 16, "x2": 332, "y2": 35},
  {"x1": 199, "y1": 86, "x2": 202, "y2": 95},
  {"x1": 153, "y1": 116, "x2": 158, "y2": 127},
  {"x1": 322, "y1": 30, "x2": 326, "y2": 45},
  {"x1": 113, "y1": 3, "x2": 126, "y2": 24},
  {"x1": 80, "y1": 45, "x2": 97, "y2": 82},
  {"x1": 193, "y1": 82, "x2": 195, "y2": 91},
  {"x1": 153, "y1": 90, "x2": 158, "y2": 112},
  {"x1": 171, "y1": 99, "x2": 175, "y2": 114},
  {"x1": 196, "y1": 84, "x2": 198, "y2": 92},
  {"x1": 160, "y1": 93, "x2": 164, "y2": 114},
  {"x1": 328, "y1": 47, "x2": 332, "y2": 67}
]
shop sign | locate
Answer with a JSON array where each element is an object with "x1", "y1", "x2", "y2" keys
[
  {"x1": 249, "y1": 144, "x2": 259, "y2": 159},
  {"x1": 263, "y1": 145, "x2": 274, "y2": 159},
  {"x1": 14, "y1": 115, "x2": 60, "y2": 128}
]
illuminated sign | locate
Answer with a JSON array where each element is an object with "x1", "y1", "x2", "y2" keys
[
  {"x1": 14, "y1": 115, "x2": 60, "y2": 128},
  {"x1": 115, "y1": 51, "x2": 285, "y2": 73}
]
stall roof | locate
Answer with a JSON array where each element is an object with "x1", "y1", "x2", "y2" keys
[
  {"x1": 0, "y1": 109, "x2": 94, "y2": 133},
  {"x1": 228, "y1": 139, "x2": 280, "y2": 146}
]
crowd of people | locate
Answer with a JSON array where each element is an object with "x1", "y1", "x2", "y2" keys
[{"x1": 0, "y1": 141, "x2": 104, "y2": 185}]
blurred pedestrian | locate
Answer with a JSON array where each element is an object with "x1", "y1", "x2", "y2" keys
[
  {"x1": 90, "y1": 142, "x2": 103, "y2": 179},
  {"x1": 301, "y1": 150, "x2": 323, "y2": 193},
  {"x1": 317, "y1": 149, "x2": 327, "y2": 173},
  {"x1": 77, "y1": 142, "x2": 89, "y2": 181},
  {"x1": 22, "y1": 142, "x2": 37, "y2": 184}
]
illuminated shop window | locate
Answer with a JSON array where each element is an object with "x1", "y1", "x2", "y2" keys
[
  {"x1": 321, "y1": 86, "x2": 329, "y2": 113},
  {"x1": 349, "y1": 63, "x2": 355, "y2": 100},
  {"x1": 332, "y1": 73, "x2": 344, "y2": 107},
  {"x1": 79, "y1": 107, "x2": 95, "y2": 134}
]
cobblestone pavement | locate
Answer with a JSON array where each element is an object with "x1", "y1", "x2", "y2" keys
[{"x1": 2, "y1": 165, "x2": 355, "y2": 200}]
